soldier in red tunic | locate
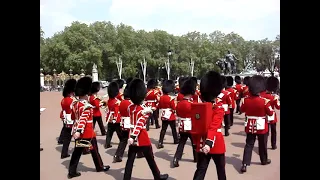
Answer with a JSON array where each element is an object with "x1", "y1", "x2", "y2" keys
[
  {"x1": 157, "y1": 80, "x2": 179, "y2": 149},
  {"x1": 218, "y1": 76, "x2": 233, "y2": 136},
  {"x1": 192, "y1": 71, "x2": 226, "y2": 180},
  {"x1": 190, "y1": 77, "x2": 201, "y2": 103},
  {"x1": 234, "y1": 76, "x2": 243, "y2": 114},
  {"x1": 145, "y1": 79, "x2": 161, "y2": 130},
  {"x1": 173, "y1": 78, "x2": 197, "y2": 167},
  {"x1": 123, "y1": 78, "x2": 169, "y2": 180},
  {"x1": 263, "y1": 76, "x2": 280, "y2": 150},
  {"x1": 68, "y1": 77, "x2": 110, "y2": 179},
  {"x1": 89, "y1": 82, "x2": 106, "y2": 136},
  {"x1": 176, "y1": 77, "x2": 188, "y2": 102},
  {"x1": 116, "y1": 79, "x2": 125, "y2": 101},
  {"x1": 104, "y1": 82, "x2": 122, "y2": 149},
  {"x1": 226, "y1": 76, "x2": 237, "y2": 126},
  {"x1": 242, "y1": 76, "x2": 251, "y2": 98},
  {"x1": 240, "y1": 75, "x2": 274, "y2": 173},
  {"x1": 60, "y1": 79, "x2": 77, "y2": 159}
]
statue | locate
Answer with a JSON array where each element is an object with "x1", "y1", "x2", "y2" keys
[
  {"x1": 216, "y1": 58, "x2": 232, "y2": 75},
  {"x1": 225, "y1": 50, "x2": 238, "y2": 74}
]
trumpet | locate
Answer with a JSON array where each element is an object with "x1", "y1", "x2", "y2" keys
[
  {"x1": 94, "y1": 95, "x2": 107, "y2": 109},
  {"x1": 75, "y1": 139, "x2": 92, "y2": 148}
]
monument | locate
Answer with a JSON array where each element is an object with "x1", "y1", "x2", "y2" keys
[
  {"x1": 92, "y1": 63, "x2": 99, "y2": 82},
  {"x1": 40, "y1": 68, "x2": 44, "y2": 87}
]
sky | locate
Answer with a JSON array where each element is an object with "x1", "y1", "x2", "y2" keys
[{"x1": 40, "y1": 0, "x2": 280, "y2": 40}]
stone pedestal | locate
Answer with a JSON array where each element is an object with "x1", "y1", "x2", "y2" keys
[{"x1": 92, "y1": 64, "x2": 98, "y2": 82}]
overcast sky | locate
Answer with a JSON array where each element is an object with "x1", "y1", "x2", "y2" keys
[{"x1": 40, "y1": 0, "x2": 280, "y2": 40}]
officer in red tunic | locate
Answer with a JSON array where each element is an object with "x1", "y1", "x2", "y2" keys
[
  {"x1": 104, "y1": 82, "x2": 122, "y2": 149},
  {"x1": 89, "y1": 82, "x2": 106, "y2": 136},
  {"x1": 218, "y1": 76, "x2": 233, "y2": 136},
  {"x1": 145, "y1": 79, "x2": 161, "y2": 130},
  {"x1": 116, "y1": 79, "x2": 125, "y2": 101},
  {"x1": 226, "y1": 76, "x2": 237, "y2": 126},
  {"x1": 193, "y1": 71, "x2": 226, "y2": 180},
  {"x1": 234, "y1": 76, "x2": 243, "y2": 114},
  {"x1": 240, "y1": 75, "x2": 274, "y2": 173},
  {"x1": 68, "y1": 77, "x2": 110, "y2": 179},
  {"x1": 60, "y1": 79, "x2": 77, "y2": 159},
  {"x1": 173, "y1": 78, "x2": 197, "y2": 167},
  {"x1": 176, "y1": 77, "x2": 188, "y2": 102},
  {"x1": 157, "y1": 80, "x2": 179, "y2": 149},
  {"x1": 123, "y1": 78, "x2": 169, "y2": 180},
  {"x1": 263, "y1": 76, "x2": 280, "y2": 150}
]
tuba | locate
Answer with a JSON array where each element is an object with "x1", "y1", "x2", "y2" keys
[{"x1": 75, "y1": 139, "x2": 92, "y2": 148}]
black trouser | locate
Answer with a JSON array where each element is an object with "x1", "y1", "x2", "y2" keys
[
  {"x1": 229, "y1": 108, "x2": 234, "y2": 126},
  {"x1": 242, "y1": 133, "x2": 268, "y2": 165},
  {"x1": 123, "y1": 145, "x2": 161, "y2": 180},
  {"x1": 236, "y1": 99, "x2": 241, "y2": 113},
  {"x1": 115, "y1": 130, "x2": 129, "y2": 157},
  {"x1": 68, "y1": 138, "x2": 105, "y2": 174},
  {"x1": 61, "y1": 126, "x2": 72, "y2": 157},
  {"x1": 93, "y1": 116, "x2": 106, "y2": 135},
  {"x1": 105, "y1": 123, "x2": 122, "y2": 146},
  {"x1": 268, "y1": 123, "x2": 277, "y2": 148},
  {"x1": 224, "y1": 114, "x2": 230, "y2": 135},
  {"x1": 158, "y1": 120, "x2": 178, "y2": 144},
  {"x1": 193, "y1": 153, "x2": 226, "y2": 180},
  {"x1": 174, "y1": 132, "x2": 196, "y2": 160},
  {"x1": 58, "y1": 122, "x2": 65, "y2": 142},
  {"x1": 146, "y1": 109, "x2": 159, "y2": 130}
]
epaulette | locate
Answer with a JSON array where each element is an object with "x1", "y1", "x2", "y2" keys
[
  {"x1": 115, "y1": 98, "x2": 121, "y2": 105},
  {"x1": 83, "y1": 100, "x2": 94, "y2": 109},
  {"x1": 260, "y1": 97, "x2": 270, "y2": 105},
  {"x1": 169, "y1": 95, "x2": 176, "y2": 101}
]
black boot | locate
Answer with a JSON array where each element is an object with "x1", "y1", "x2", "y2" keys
[
  {"x1": 67, "y1": 172, "x2": 81, "y2": 179},
  {"x1": 224, "y1": 128, "x2": 229, "y2": 136},
  {"x1": 113, "y1": 155, "x2": 122, "y2": 163},
  {"x1": 172, "y1": 158, "x2": 179, "y2": 167},
  {"x1": 157, "y1": 143, "x2": 164, "y2": 149},
  {"x1": 61, "y1": 154, "x2": 70, "y2": 159},
  {"x1": 104, "y1": 144, "x2": 112, "y2": 149},
  {"x1": 261, "y1": 159, "x2": 271, "y2": 165},
  {"x1": 240, "y1": 164, "x2": 247, "y2": 173},
  {"x1": 40, "y1": 148, "x2": 43, "y2": 151},
  {"x1": 160, "y1": 174, "x2": 169, "y2": 180},
  {"x1": 271, "y1": 145, "x2": 277, "y2": 150}
]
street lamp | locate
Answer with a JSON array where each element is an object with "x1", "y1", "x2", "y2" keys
[{"x1": 165, "y1": 48, "x2": 172, "y2": 80}]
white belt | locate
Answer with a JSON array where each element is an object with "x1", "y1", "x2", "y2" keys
[
  {"x1": 217, "y1": 128, "x2": 222, "y2": 132},
  {"x1": 160, "y1": 108, "x2": 171, "y2": 111},
  {"x1": 129, "y1": 125, "x2": 146, "y2": 129},
  {"x1": 246, "y1": 116, "x2": 265, "y2": 120},
  {"x1": 178, "y1": 117, "x2": 191, "y2": 121},
  {"x1": 146, "y1": 100, "x2": 157, "y2": 103},
  {"x1": 87, "y1": 120, "x2": 93, "y2": 123}
]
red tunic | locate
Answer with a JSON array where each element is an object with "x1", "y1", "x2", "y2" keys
[
  {"x1": 192, "y1": 90, "x2": 201, "y2": 103},
  {"x1": 176, "y1": 93, "x2": 184, "y2": 102},
  {"x1": 242, "y1": 85, "x2": 250, "y2": 98},
  {"x1": 217, "y1": 90, "x2": 232, "y2": 115},
  {"x1": 119, "y1": 99, "x2": 133, "y2": 130},
  {"x1": 72, "y1": 99, "x2": 96, "y2": 139},
  {"x1": 234, "y1": 84, "x2": 243, "y2": 100},
  {"x1": 261, "y1": 92, "x2": 280, "y2": 124},
  {"x1": 241, "y1": 96, "x2": 274, "y2": 134},
  {"x1": 226, "y1": 87, "x2": 237, "y2": 109},
  {"x1": 60, "y1": 96, "x2": 75, "y2": 128},
  {"x1": 193, "y1": 100, "x2": 226, "y2": 154},
  {"x1": 176, "y1": 98, "x2": 193, "y2": 133},
  {"x1": 158, "y1": 95, "x2": 176, "y2": 121},
  {"x1": 106, "y1": 98, "x2": 121, "y2": 123},
  {"x1": 144, "y1": 89, "x2": 160, "y2": 110},
  {"x1": 89, "y1": 95, "x2": 102, "y2": 117},
  {"x1": 116, "y1": 92, "x2": 124, "y2": 101},
  {"x1": 129, "y1": 105, "x2": 151, "y2": 146}
]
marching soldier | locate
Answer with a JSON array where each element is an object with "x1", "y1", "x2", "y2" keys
[
  {"x1": 123, "y1": 78, "x2": 169, "y2": 180},
  {"x1": 218, "y1": 76, "x2": 233, "y2": 136},
  {"x1": 242, "y1": 76, "x2": 251, "y2": 98},
  {"x1": 104, "y1": 82, "x2": 122, "y2": 149},
  {"x1": 68, "y1": 77, "x2": 110, "y2": 179},
  {"x1": 191, "y1": 77, "x2": 201, "y2": 103},
  {"x1": 145, "y1": 79, "x2": 161, "y2": 130},
  {"x1": 226, "y1": 76, "x2": 237, "y2": 126},
  {"x1": 116, "y1": 79, "x2": 125, "y2": 101},
  {"x1": 157, "y1": 80, "x2": 179, "y2": 149},
  {"x1": 176, "y1": 77, "x2": 188, "y2": 102},
  {"x1": 234, "y1": 75, "x2": 243, "y2": 114},
  {"x1": 60, "y1": 79, "x2": 77, "y2": 159},
  {"x1": 89, "y1": 82, "x2": 106, "y2": 136},
  {"x1": 240, "y1": 75, "x2": 274, "y2": 173},
  {"x1": 192, "y1": 71, "x2": 226, "y2": 180},
  {"x1": 173, "y1": 78, "x2": 197, "y2": 167},
  {"x1": 263, "y1": 76, "x2": 280, "y2": 150}
]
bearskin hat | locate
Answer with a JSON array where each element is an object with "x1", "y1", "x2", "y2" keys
[
  {"x1": 75, "y1": 77, "x2": 92, "y2": 97},
  {"x1": 243, "y1": 76, "x2": 250, "y2": 86},
  {"x1": 248, "y1": 75, "x2": 265, "y2": 96},
  {"x1": 180, "y1": 77, "x2": 196, "y2": 96},
  {"x1": 116, "y1": 79, "x2": 125, "y2": 89},
  {"x1": 162, "y1": 80, "x2": 175, "y2": 94},
  {"x1": 178, "y1": 77, "x2": 188, "y2": 87},
  {"x1": 90, "y1": 81, "x2": 101, "y2": 94},
  {"x1": 129, "y1": 78, "x2": 147, "y2": 105},
  {"x1": 220, "y1": 75, "x2": 227, "y2": 88},
  {"x1": 123, "y1": 86, "x2": 130, "y2": 99},
  {"x1": 147, "y1": 78, "x2": 157, "y2": 89},
  {"x1": 63, "y1": 79, "x2": 77, "y2": 97},
  {"x1": 235, "y1": 75, "x2": 241, "y2": 84},
  {"x1": 108, "y1": 81, "x2": 119, "y2": 98},
  {"x1": 226, "y1": 76, "x2": 234, "y2": 87},
  {"x1": 266, "y1": 76, "x2": 279, "y2": 92},
  {"x1": 126, "y1": 77, "x2": 134, "y2": 85},
  {"x1": 200, "y1": 71, "x2": 223, "y2": 102}
]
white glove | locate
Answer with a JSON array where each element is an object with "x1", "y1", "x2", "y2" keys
[{"x1": 142, "y1": 106, "x2": 153, "y2": 115}]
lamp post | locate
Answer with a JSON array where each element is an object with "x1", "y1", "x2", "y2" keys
[{"x1": 165, "y1": 48, "x2": 172, "y2": 80}]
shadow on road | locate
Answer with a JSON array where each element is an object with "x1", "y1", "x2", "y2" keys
[
  {"x1": 225, "y1": 154, "x2": 242, "y2": 173},
  {"x1": 154, "y1": 149, "x2": 173, "y2": 162},
  {"x1": 105, "y1": 148, "x2": 117, "y2": 157},
  {"x1": 232, "y1": 121, "x2": 244, "y2": 126},
  {"x1": 232, "y1": 131, "x2": 246, "y2": 137},
  {"x1": 61, "y1": 159, "x2": 96, "y2": 172},
  {"x1": 231, "y1": 142, "x2": 259, "y2": 155},
  {"x1": 107, "y1": 167, "x2": 177, "y2": 180},
  {"x1": 96, "y1": 138, "x2": 118, "y2": 146}
]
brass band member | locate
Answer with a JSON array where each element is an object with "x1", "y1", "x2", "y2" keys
[
  {"x1": 68, "y1": 77, "x2": 110, "y2": 179},
  {"x1": 116, "y1": 79, "x2": 125, "y2": 101},
  {"x1": 225, "y1": 76, "x2": 237, "y2": 126},
  {"x1": 218, "y1": 76, "x2": 233, "y2": 136},
  {"x1": 123, "y1": 78, "x2": 168, "y2": 180},
  {"x1": 60, "y1": 79, "x2": 77, "y2": 159},
  {"x1": 89, "y1": 82, "x2": 106, "y2": 135},
  {"x1": 240, "y1": 75, "x2": 274, "y2": 173},
  {"x1": 145, "y1": 79, "x2": 161, "y2": 130},
  {"x1": 234, "y1": 76, "x2": 243, "y2": 114}
]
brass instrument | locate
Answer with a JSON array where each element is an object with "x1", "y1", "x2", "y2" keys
[
  {"x1": 75, "y1": 139, "x2": 92, "y2": 148},
  {"x1": 94, "y1": 95, "x2": 107, "y2": 109}
]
